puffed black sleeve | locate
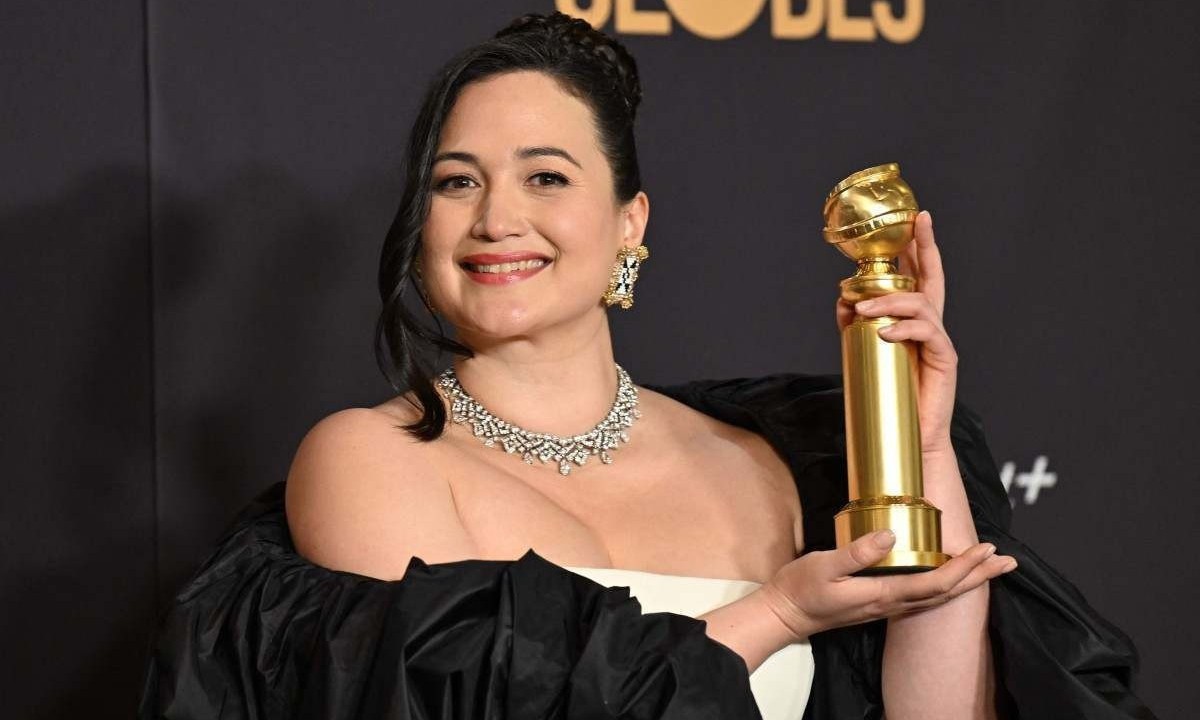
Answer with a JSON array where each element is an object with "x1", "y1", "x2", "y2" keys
[
  {"x1": 137, "y1": 482, "x2": 764, "y2": 720},
  {"x1": 649, "y1": 373, "x2": 1157, "y2": 720}
]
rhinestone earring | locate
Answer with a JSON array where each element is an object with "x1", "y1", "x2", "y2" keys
[{"x1": 602, "y1": 245, "x2": 649, "y2": 309}]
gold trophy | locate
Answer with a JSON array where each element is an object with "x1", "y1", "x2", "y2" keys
[{"x1": 822, "y1": 163, "x2": 949, "y2": 574}]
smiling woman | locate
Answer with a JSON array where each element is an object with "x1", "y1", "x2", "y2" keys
[
  {"x1": 139, "y1": 10, "x2": 1154, "y2": 720},
  {"x1": 414, "y1": 68, "x2": 648, "y2": 377}
]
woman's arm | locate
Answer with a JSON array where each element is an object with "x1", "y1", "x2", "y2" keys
[
  {"x1": 285, "y1": 407, "x2": 478, "y2": 580},
  {"x1": 698, "y1": 586, "x2": 799, "y2": 674},
  {"x1": 880, "y1": 446, "x2": 1007, "y2": 720}
]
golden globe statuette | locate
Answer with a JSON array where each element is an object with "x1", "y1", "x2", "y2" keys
[{"x1": 822, "y1": 163, "x2": 950, "y2": 574}]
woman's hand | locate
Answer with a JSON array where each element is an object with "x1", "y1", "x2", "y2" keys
[
  {"x1": 758, "y1": 530, "x2": 1016, "y2": 642},
  {"x1": 835, "y1": 210, "x2": 956, "y2": 453}
]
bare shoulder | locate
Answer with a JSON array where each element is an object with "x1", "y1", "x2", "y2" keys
[
  {"x1": 285, "y1": 396, "x2": 476, "y2": 580},
  {"x1": 287, "y1": 404, "x2": 424, "y2": 490}
]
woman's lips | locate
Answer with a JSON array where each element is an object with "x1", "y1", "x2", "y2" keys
[{"x1": 459, "y1": 252, "x2": 551, "y2": 285}]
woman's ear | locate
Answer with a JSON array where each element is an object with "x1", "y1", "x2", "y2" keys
[{"x1": 621, "y1": 191, "x2": 649, "y2": 249}]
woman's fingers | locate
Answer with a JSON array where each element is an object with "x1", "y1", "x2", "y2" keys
[
  {"x1": 877, "y1": 319, "x2": 958, "y2": 366},
  {"x1": 897, "y1": 214, "x2": 921, "y2": 284},
  {"x1": 853, "y1": 293, "x2": 956, "y2": 366},
  {"x1": 854, "y1": 291, "x2": 942, "y2": 324},
  {"x1": 826, "y1": 530, "x2": 898, "y2": 578},
  {"x1": 885, "y1": 545, "x2": 1017, "y2": 612},
  {"x1": 898, "y1": 211, "x2": 945, "y2": 315},
  {"x1": 838, "y1": 292, "x2": 939, "y2": 335},
  {"x1": 868, "y1": 542, "x2": 988, "y2": 609},
  {"x1": 942, "y1": 553, "x2": 1017, "y2": 598},
  {"x1": 895, "y1": 554, "x2": 1017, "y2": 614},
  {"x1": 821, "y1": 539, "x2": 1016, "y2": 622},
  {"x1": 878, "y1": 543, "x2": 995, "y2": 604},
  {"x1": 916, "y1": 211, "x2": 945, "y2": 316}
]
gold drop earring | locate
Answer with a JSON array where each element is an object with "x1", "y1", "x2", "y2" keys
[{"x1": 602, "y1": 245, "x2": 650, "y2": 309}]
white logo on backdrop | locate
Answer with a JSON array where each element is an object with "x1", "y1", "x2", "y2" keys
[{"x1": 999, "y1": 455, "x2": 1057, "y2": 507}]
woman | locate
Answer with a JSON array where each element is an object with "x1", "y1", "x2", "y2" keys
[{"x1": 140, "y1": 11, "x2": 1154, "y2": 720}]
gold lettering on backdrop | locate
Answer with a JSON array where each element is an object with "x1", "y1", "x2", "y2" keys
[
  {"x1": 554, "y1": 0, "x2": 924, "y2": 42},
  {"x1": 665, "y1": 0, "x2": 765, "y2": 40},
  {"x1": 615, "y1": 0, "x2": 670, "y2": 35},
  {"x1": 771, "y1": 0, "x2": 824, "y2": 40},
  {"x1": 874, "y1": 0, "x2": 922, "y2": 44},
  {"x1": 827, "y1": 0, "x2": 876, "y2": 41}
]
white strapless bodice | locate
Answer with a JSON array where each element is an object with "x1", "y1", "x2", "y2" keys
[{"x1": 563, "y1": 565, "x2": 813, "y2": 720}]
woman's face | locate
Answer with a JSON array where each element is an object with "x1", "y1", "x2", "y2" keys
[{"x1": 420, "y1": 70, "x2": 648, "y2": 345}]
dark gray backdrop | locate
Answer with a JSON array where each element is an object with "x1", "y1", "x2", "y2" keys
[{"x1": 3, "y1": 1, "x2": 1195, "y2": 717}]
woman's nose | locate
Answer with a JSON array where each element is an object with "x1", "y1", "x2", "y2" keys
[{"x1": 471, "y1": 184, "x2": 530, "y2": 242}]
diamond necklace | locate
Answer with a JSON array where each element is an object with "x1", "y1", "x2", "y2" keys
[{"x1": 435, "y1": 363, "x2": 641, "y2": 476}]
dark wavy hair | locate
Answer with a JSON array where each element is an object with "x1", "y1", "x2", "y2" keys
[{"x1": 374, "y1": 11, "x2": 645, "y2": 441}]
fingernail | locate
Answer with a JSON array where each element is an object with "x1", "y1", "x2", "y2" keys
[
  {"x1": 1002, "y1": 559, "x2": 1018, "y2": 573},
  {"x1": 984, "y1": 544, "x2": 996, "y2": 558},
  {"x1": 856, "y1": 300, "x2": 875, "y2": 311},
  {"x1": 873, "y1": 530, "x2": 896, "y2": 548},
  {"x1": 877, "y1": 324, "x2": 894, "y2": 335}
]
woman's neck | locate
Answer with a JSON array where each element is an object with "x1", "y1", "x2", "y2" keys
[{"x1": 451, "y1": 315, "x2": 623, "y2": 437}]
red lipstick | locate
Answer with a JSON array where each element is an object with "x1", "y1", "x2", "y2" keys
[
  {"x1": 459, "y1": 251, "x2": 551, "y2": 265},
  {"x1": 459, "y1": 251, "x2": 552, "y2": 285}
]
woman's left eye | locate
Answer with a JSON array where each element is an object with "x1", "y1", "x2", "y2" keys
[{"x1": 531, "y1": 172, "x2": 568, "y2": 187}]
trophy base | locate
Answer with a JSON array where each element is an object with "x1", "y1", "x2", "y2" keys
[{"x1": 834, "y1": 496, "x2": 950, "y2": 575}]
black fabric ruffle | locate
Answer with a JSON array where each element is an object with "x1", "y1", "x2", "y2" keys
[
  {"x1": 139, "y1": 372, "x2": 1156, "y2": 719},
  {"x1": 137, "y1": 484, "x2": 759, "y2": 719}
]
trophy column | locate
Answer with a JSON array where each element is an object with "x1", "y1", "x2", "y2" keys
[{"x1": 823, "y1": 164, "x2": 950, "y2": 574}]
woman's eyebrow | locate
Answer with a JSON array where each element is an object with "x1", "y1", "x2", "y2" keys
[
  {"x1": 518, "y1": 146, "x2": 583, "y2": 168},
  {"x1": 433, "y1": 146, "x2": 583, "y2": 169}
]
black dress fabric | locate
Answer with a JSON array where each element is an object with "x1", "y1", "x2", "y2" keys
[{"x1": 138, "y1": 373, "x2": 1156, "y2": 720}]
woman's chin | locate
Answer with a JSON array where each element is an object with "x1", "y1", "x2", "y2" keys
[
  {"x1": 451, "y1": 303, "x2": 604, "y2": 344},
  {"x1": 453, "y1": 307, "x2": 542, "y2": 341}
]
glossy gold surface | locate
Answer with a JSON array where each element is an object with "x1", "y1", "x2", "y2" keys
[
  {"x1": 823, "y1": 163, "x2": 920, "y2": 263},
  {"x1": 834, "y1": 497, "x2": 945, "y2": 573},
  {"x1": 823, "y1": 163, "x2": 949, "y2": 574}
]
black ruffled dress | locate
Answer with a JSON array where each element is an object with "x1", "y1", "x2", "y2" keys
[{"x1": 138, "y1": 373, "x2": 1157, "y2": 719}]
